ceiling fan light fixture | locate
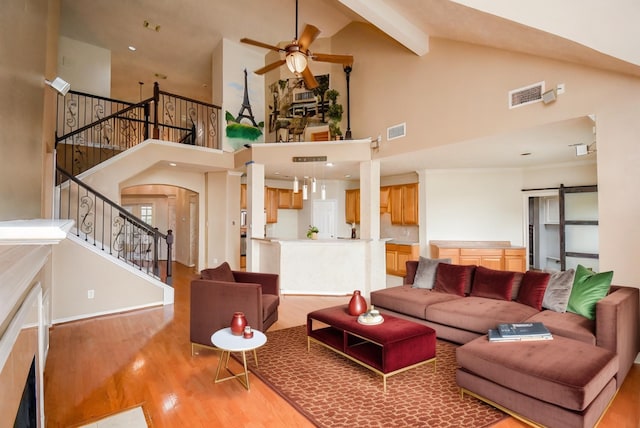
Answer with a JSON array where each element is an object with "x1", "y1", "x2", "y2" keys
[{"x1": 286, "y1": 51, "x2": 307, "y2": 74}]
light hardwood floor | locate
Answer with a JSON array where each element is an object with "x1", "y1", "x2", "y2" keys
[{"x1": 44, "y1": 263, "x2": 639, "y2": 427}]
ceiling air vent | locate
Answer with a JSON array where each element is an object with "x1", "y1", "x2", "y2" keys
[
  {"x1": 387, "y1": 122, "x2": 406, "y2": 141},
  {"x1": 509, "y1": 81, "x2": 545, "y2": 109}
]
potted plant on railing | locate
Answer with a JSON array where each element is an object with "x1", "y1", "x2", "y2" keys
[
  {"x1": 325, "y1": 89, "x2": 343, "y2": 140},
  {"x1": 306, "y1": 225, "x2": 319, "y2": 240}
]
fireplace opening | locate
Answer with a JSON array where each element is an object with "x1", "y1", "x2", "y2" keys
[{"x1": 13, "y1": 357, "x2": 36, "y2": 428}]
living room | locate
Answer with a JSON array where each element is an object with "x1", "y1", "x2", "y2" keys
[{"x1": 2, "y1": 1, "x2": 640, "y2": 427}]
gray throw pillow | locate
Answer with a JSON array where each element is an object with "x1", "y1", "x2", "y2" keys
[
  {"x1": 542, "y1": 268, "x2": 576, "y2": 312},
  {"x1": 412, "y1": 257, "x2": 451, "y2": 289}
]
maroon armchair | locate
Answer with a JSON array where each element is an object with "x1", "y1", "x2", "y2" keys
[{"x1": 190, "y1": 262, "x2": 280, "y2": 354}]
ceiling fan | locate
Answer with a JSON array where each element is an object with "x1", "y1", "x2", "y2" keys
[{"x1": 240, "y1": 0, "x2": 353, "y2": 89}]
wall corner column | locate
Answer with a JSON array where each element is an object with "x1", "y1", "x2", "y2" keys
[{"x1": 246, "y1": 162, "x2": 265, "y2": 272}]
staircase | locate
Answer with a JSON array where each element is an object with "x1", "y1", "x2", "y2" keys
[{"x1": 53, "y1": 83, "x2": 222, "y2": 285}]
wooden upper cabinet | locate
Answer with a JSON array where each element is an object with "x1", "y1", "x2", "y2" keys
[
  {"x1": 240, "y1": 184, "x2": 247, "y2": 209},
  {"x1": 277, "y1": 188, "x2": 303, "y2": 209},
  {"x1": 265, "y1": 187, "x2": 278, "y2": 223},
  {"x1": 380, "y1": 186, "x2": 391, "y2": 213},
  {"x1": 291, "y1": 190, "x2": 303, "y2": 209},
  {"x1": 278, "y1": 189, "x2": 292, "y2": 209},
  {"x1": 345, "y1": 189, "x2": 360, "y2": 224},
  {"x1": 390, "y1": 183, "x2": 418, "y2": 225}
]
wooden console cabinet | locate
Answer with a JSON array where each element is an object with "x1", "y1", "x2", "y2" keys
[
  {"x1": 386, "y1": 242, "x2": 420, "y2": 276},
  {"x1": 430, "y1": 241, "x2": 526, "y2": 272}
]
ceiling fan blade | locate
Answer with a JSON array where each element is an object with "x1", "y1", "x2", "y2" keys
[
  {"x1": 298, "y1": 24, "x2": 320, "y2": 51},
  {"x1": 311, "y1": 52, "x2": 354, "y2": 66},
  {"x1": 240, "y1": 38, "x2": 283, "y2": 53},
  {"x1": 300, "y1": 66, "x2": 318, "y2": 89},
  {"x1": 254, "y1": 59, "x2": 287, "y2": 75}
]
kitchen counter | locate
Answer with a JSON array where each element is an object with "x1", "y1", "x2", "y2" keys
[
  {"x1": 429, "y1": 240, "x2": 524, "y2": 249},
  {"x1": 251, "y1": 238, "x2": 387, "y2": 296}
]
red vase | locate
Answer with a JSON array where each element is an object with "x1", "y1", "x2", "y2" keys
[
  {"x1": 348, "y1": 290, "x2": 367, "y2": 316},
  {"x1": 230, "y1": 312, "x2": 247, "y2": 336}
]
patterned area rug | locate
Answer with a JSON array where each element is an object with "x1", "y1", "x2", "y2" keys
[{"x1": 246, "y1": 325, "x2": 505, "y2": 428}]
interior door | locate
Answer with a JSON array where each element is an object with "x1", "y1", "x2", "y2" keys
[{"x1": 312, "y1": 199, "x2": 337, "y2": 239}]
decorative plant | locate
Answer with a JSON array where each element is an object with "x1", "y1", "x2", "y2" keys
[
  {"x1": 306, "y1": 225, "x2": 319, "y2": 239},
  {"x1": 325, "y1": 89, "x2": 343, "y2": 139}
]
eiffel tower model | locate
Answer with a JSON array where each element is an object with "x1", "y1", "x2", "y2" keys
[{"x1": 235, "y1": 69, "x2": 259, "y2": 127}]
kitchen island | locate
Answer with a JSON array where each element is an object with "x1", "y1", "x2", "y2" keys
[{"x1": 252, "y1": 237, "x2": 386, "y2": 296}]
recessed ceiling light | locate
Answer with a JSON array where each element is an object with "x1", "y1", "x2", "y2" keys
[
  {"x1": 345, "y1": 174, "x2": 351, "y2": 178},
  {"x1": 274, "y1": 171, "x2": 280, "y2": 175},
  {"x1": 326, "y1": 162, "x2": 334, "y2": 167},
  {"x1": 128, "y1": 46, "x2": 136, "y2": 51},
  {"x1": 169, "y1": 162, "x2": 177, "y2": 167}
]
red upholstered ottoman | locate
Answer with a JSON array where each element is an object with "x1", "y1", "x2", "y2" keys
[
  {"x1": 307, "y1": 305, "x2": 436, "y2": 391},
  {"x1": 456, "y1": 334, "x2": 619, "y2": 428}
]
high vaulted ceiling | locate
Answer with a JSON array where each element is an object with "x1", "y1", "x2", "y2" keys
[{"x1": 59, "y1": 0, "x2": 639, "y2": 177}]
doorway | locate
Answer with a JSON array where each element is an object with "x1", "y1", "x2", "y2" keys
[{"x1": 312, "y1": 199, "x2": 338, "y2": 239}]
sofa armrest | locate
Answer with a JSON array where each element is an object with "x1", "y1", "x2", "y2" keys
[
  {"x1": 233, "y1": 271, "x2": 279, "y2": 296},
  {"x1": 596, "y1": 285, "x2": 639, "y2": 386},
  {"x1": 190, "y1": 279, "x2": 264, "y2": 345}
]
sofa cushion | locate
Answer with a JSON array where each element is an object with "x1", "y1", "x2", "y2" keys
[
  {"x1": 456, "y1": 335, "x2": 618, "y2": 411},
  {"x1": 200, "y1": 262, "x2": 235, "y2": 282},
  {"x1": 517, "y1": 271, "x2": 551, "y2": 310},
  {"x1": 509, "y1": 272, "x2": 524, "y2": 301},
  {"x1": 434, "y1": 264, "x2": 475, "y2": 297},
  {"x1": 370, "y1": 286, "x2": 462, "y2": 319},
  {"x1": 525, "y1": 310, "x2": 596, "y2": 345},
  {"x1": 542, "y1": 269, "x2": 575, "y2": 312},
  {"x1": 412, "y1": 257, "x2": 451, "y2": 289},
  {"x1": 567, "y1": 265, "x2": 613, "y2": 320},
  {"x1": 470, "y1": 266, "x2": 515, "y2": 301},
  {"x1": 426, "y1": 297, "x2": 539, "y2": 334}
]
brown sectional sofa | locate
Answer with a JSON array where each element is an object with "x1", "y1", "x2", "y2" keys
[{"x1": 370, "y1": 260, "x2": 639, "y2": 427}]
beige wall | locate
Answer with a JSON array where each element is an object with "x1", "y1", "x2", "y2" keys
[
  {"x1": 0, "y1": 0, "x2": 57, "y2": 220},
  {"x1": 52, "y1": 238, "x2": 165, "y2": 322}
]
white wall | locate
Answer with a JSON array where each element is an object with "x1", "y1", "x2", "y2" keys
[
  {"x1": 424, "y1": 168, "x2": 525, "y2": 249},
  {"x1": 58, "y1": 36, "x2": 111, "y2": 97}
]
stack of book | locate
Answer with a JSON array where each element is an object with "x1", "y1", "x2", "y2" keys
[{"x1": 488, "y1": 322, "x2": 553, "y2": 342}]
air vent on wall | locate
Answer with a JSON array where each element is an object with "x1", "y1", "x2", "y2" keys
[
  {"x1": 387, "y1": 122, "x2": 406, "y2": 141},
  {"x1": 509, "y1": 81, "x2": 545, "y2": 109}
]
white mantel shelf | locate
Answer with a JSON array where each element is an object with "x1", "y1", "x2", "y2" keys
[{"x1": 0, "y1": 219, "x2": 74, "y2": 245}]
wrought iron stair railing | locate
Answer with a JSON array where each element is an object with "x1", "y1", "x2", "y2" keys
[
  {"x1": 55, "y1": 166, "x2": 174, "y2": 285},
  {"x1": 55, "y1": 83, "x2": 221, "y2": 176}
]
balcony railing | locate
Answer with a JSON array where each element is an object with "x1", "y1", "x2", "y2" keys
[
  {"x1": 55, "y1": 83, "x2": 221, "y2": 176},
  {"x1": 55, "y1": 166, "x2": 174, "y2": 285}
]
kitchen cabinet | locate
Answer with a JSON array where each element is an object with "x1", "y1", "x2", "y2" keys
[
  {"x1": 265, "y1": 187, "x2": 278, "y2": 223},
  {"x1": 385, "y1": 243, "x2": 420, "y2": 276},
  {"x1": 430, "y1": 241, "x2": 526, "y2": 272},
  {"x1": 390, "y1": 183, "x2": 418, "y2": 225},
  {"x1": 240, "y1": 184, "x2": 247, "y2": 209},
  {"x1": 504, "y1": 248, "x2": 526, "y2": 272},
  {"x1": 459, "y1": 248, "x2": 503, "y2": 270},
  {"x1": 277, "y1": 188, "x2": 303, "y2": 209},
  {"x1": 345, "y1": 189, "x2": 360, "y2": 224},
  {"x1": 380, "y1": 186, "x2": 391, "y2": 213}
]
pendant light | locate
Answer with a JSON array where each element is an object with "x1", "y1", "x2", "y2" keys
[
  {"x1": 321, "y1": 184, "x2": 326, "y2": 200},
  {"x1": 311, "y1": 177, "x2": 317, "y2": 193},
  {"x1": 293, "y1": 176, "x2": 299, "y2": 193},
  {"x1": 302, "y1": 181, "x2": 308, "y2": 200}
]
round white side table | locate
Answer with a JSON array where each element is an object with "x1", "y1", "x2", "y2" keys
[{"x1": 211, "y1": 327, "x2": 267, "y2": 390}]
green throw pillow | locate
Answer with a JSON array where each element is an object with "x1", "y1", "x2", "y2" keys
[{"x1": 566, "y1": 264, "x2": 613, "y2": 320}]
